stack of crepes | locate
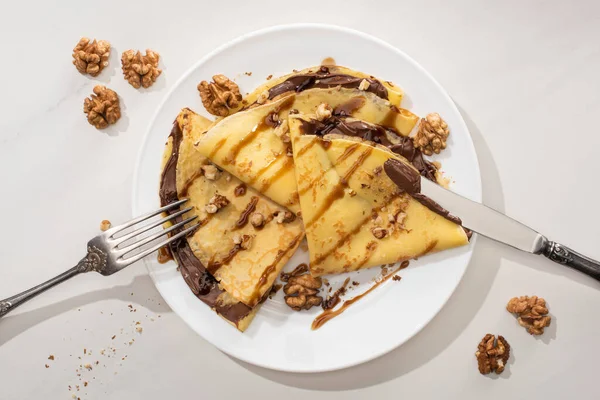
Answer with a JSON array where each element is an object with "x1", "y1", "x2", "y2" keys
[{"x1": 159, "y1": 66, "x2": 468, "y2": 331}]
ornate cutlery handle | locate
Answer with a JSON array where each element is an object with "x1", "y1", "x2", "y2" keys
[
  {"x1": 542, "y1": 240, "x2": 600, "y2": 281},
  {"x1": 0, "y1": 253, "x2": 97, "y2": 318}
]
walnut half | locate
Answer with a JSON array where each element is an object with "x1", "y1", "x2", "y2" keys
[
  {"x1": 72, "y1": 37, "x2": 111, "y2": 77},
  {"x1": 83, "y1": 86, "x2": 121, "y2": 129},
  {"x1": 284, "y1": 273, "x2": 323, "y2": 311},
  {"x1": 121, "y1": 49, "x2": 162, "y2": 89},
  {"x1": 475, "y1": 334, "x2": 510, "y2": 375},
  {"x1": 413, "y1": 112, "x2": 450, "y2": 156},
  {"x1": 506, "y1": 295, "x2": 551, "y2": 335},
  {"x1": 198, "y1": 75, "x2": 242, "y2": 117}
]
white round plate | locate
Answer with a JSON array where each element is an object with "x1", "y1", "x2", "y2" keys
[{"x1": 132, "y1": 24, "x2": 481, "y2": 373}]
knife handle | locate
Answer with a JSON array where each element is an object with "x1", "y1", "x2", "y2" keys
[{"x1": 542, "y1": 240, "x2": 600, "y2": 281}]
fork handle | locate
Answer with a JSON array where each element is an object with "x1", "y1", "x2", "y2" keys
[{"x1": 0, "y1": 265, "x2": 82, "y2": 318}]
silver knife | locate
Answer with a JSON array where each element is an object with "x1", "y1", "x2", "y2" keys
[{"x1": 384, "y1": 159, "x2": 600, "y2": 281}]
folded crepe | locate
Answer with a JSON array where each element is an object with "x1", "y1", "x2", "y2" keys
[
  {"x1": 159, "y1": 109, "x2": 304, "y2": 331},
  {"x1": 194, "y1": 85, "x2": 419, "y2": 212},
  {"x1": 288, "y1": 114, "x2": 469, "y2": 276}
]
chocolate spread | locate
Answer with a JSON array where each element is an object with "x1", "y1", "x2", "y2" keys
[
  {"x1": 268, "y1": 66, "x2": 388, "y2": 100},
  {"x1": 299, "y1": 116, "x2": 437, "y2": 182},
  {"x1": 384, "y1": 159, "x2": 462, "y2": 225}
]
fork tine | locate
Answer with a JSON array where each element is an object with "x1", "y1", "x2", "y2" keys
[
  {"x1": 119, "y1": 223, "x2": 200, "y2": 266},
  {"x1": 117, "y1": 215, "x2": 198, "y2": 257},
  {"x1": 112, "y1": 207, "x2": 193, "y2": 245},
  {"x1": 108, "y1": 199, "x2": 188, "y2": 236}
]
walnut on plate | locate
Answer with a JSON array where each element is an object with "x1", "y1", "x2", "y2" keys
[
  {"x1": 284, "y1": 273, "x2": 323, "y2": 311},
  {"x1": 72, "y1": 37, "x2": 111, "y2": 77},
  {"x1": 475, "y1": 334, "x2": 510, "y2": 375},
  {"x1": 413, "y1": 112, "x2": 449, "y2": 156},
  {"x1": 506, "y1": 295, "x2": 551, "y2": 335},
  {"x1": 83, "y1": 85, "x2": 121, "y2": 129},
  {"x1": 197, "y1": 74, "x2": 242, "y2": 116},
  {"x1": 121, "y1": 49, "x2": 162, "y2": 89}
]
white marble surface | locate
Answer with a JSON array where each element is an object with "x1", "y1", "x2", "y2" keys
[{"x1": 1, "y1": 0, "x2": 599, "y2": 399}]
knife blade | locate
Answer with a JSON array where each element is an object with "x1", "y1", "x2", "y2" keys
[
  {"x1": 383, "y1": 158, "x2": 600, "y2": 281},
  {"x1": 420, "y1": 178, "x2": 546, "y2": 254}
]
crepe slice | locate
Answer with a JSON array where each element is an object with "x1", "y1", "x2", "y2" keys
[
  {"x1": 194, "y1": 88, "x2": 419, "y2": 212},
  {"x1": 288, "y1": 114, "x2": 469, "y2": 276},
  {"x1": 160, "y1": 109, "x2": 303, "y2": 331}
]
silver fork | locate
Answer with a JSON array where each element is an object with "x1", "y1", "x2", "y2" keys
[{"x1": 0, "y1": 199, "x2": 198, "y2": 318}]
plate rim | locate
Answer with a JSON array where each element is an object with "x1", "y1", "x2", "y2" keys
[{"x1": 132, "y1": 23, "x2": 482, "y2": 373}]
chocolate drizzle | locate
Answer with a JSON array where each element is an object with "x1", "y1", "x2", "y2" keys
[
  {"x1": 268, "y1": 67, "x2": 388, "y2": 100},
  {"x1": 280, "y1": 263, "x2": 309, "y2": 282},
  {"x1": 235, "y1": 196, "x2": 259, "y2": 229},
  {"x1": 249, "y1": 233, "x2": 303, "y2": 305},
  {"x1": 159, "y1": 121, "x2": 253, "y2": 326},
  {"x1": 312, "y1": 264, "x2": 404, "y2": 330},
  {"x1": 322, "y1": 277, "x2": 350, "y2": 310},
  {"x1": 207, "y1": 245, "x2": 243, "y2": 274}
]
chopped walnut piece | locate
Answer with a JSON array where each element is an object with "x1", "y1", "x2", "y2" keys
[
  {"x1": 211, "y1": 193, "x2": 229, "y2": 208},
  {"x1": 100, "y1": 220, "x2": 111, "y2": 231},
  {"x1": 358, "y1": 79, "x2": 370, "y2": 91},
  {"x1": 250, "y1": 212, "x2": 265, "y2": 228},
  {"x1": 506, "y1": 296, "x2": 551, "y2": 335},
  {"x1": 316, "y1": 103, "x2": 333, "y2": 120},
  {"x1": 275, "y1": 210, "x2": 296, "y2": 224},
  {"x1": 240, "y1": 234, "x2": 253, "y2": 250},
  {"x1": 198, "y1": 75, "x2": 242, "y2": 116},
  {"x1": 83, "y1": 86, "x2": 121, "y2": 129},
  {"x1": 413, "y1": 113, "x2": 450, "y2": 156},
  {"x1": 72, "y1": 37, "x2": 111, "y2": 77},
  {"x1": 121, "y1": 49, "x2": 162, "y2": 89},
  {"x1": 475, "y1": 334, "x2": 510, "y2": 375},
  {"x1": 372, "y1": 227, "x2": 388, "y2": 239},
  {"x1": 233, "y1": 233, "x2": 253, "y2": 250},
  {"x1": 202, "y1": 164, "x2": 220, "y2": 180},
  {"x1": 284, "y1": 273, "x2": 323, "y2": 311},
  {"x1": 274, "y1": 119, "x2": 290, "y2": 142},
  {"x1": 396, "y1": 212, "x2": 407, "y2": 229},
  {"x1": 256, "y1": 90, "x2": 269, "y2": 104},
  {"x1": 205, "y1": 193, "x2": 229, "y2": 214}
]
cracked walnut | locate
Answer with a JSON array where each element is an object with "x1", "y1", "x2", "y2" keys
[
  {"x1": 121, "y1": 49, "x2": 162, "y2": 89},
  {"x1": 284, "y1": 273, "x2": 323, "y2": 311},
  {"x1": 475, "y1": 334, "x2": 510, "y2": 375},
  {"x1": 198, "y1": 75, "x2": 242, "y2": 116},
  {"x1": 506, "y1": 295, "x2": 551, "y2": 335},
  {"x1": 205, "y1": 193, "x2": 230, "y2": 214},
  {"x1": 72, "y1": 37, "x2": 111, "y2": 77},
  {"x1": 83, "y1": 86, "x2": 121, "y2": 129},
  {"x1": 413, "y1": 112, "x2": 449, "y2": 156}
]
